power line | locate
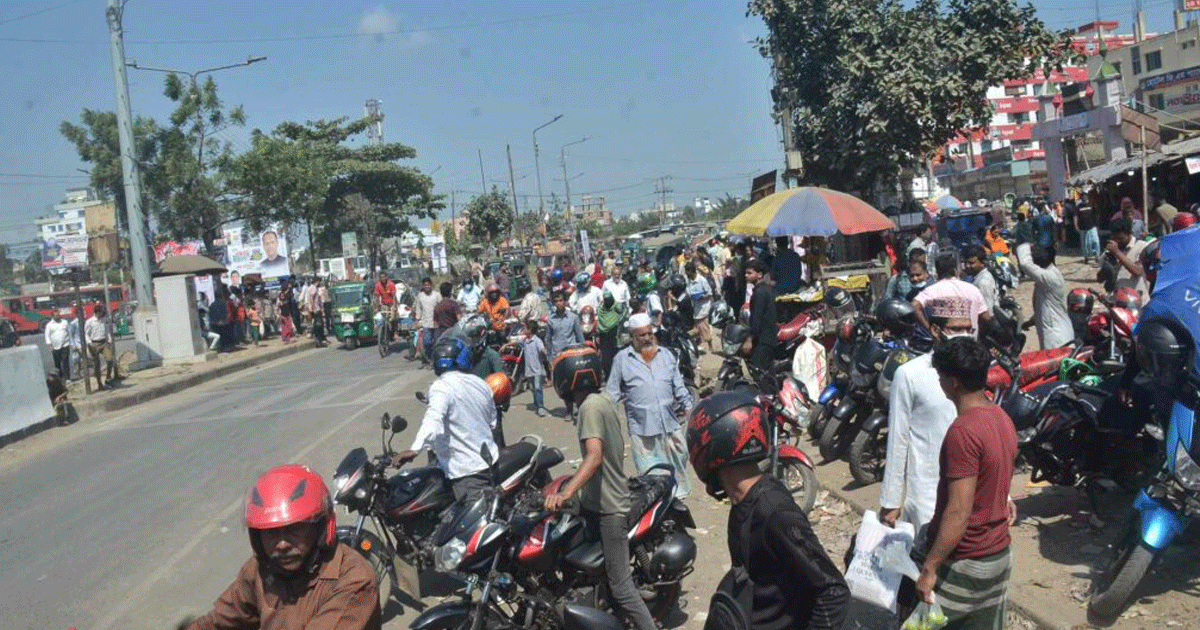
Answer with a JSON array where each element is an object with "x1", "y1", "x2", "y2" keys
[
  {"x1": 0, "y1": 0, "x2": 84, "y2": 27},
  {"x1": 0, "y1": 172, "x2": 88, "y2": 179},
  {"x1": 0, "y1": 1, "x2": 653, "y2": 45}
]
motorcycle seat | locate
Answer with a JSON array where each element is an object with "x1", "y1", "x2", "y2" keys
[
  {"x1": 626, "y1": 473, "x2": 674, "y2": 529},
  {"x1": 777, "y1": 313, "x2": 812, "y2": 344},
  {"x1": 495, "y1": 441, "x2": 537, "y2": 484}
]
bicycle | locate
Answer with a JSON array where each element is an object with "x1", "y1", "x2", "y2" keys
[{"x1": 377, "y1": 304, "x2": 396, "y2": 358}]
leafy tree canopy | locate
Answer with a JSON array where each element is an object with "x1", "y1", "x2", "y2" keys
[
  {"x1": 465, "y1": 188, "x2": 514, "y2": 242},
  {"x1": 749, "y1": 0, "x2": 1076, "y2": 194}
]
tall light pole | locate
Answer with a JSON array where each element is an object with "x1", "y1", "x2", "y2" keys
[
  {"x1": 106, "y1": 0, "x2": 156, "y2": 366},
  {"x1": 532, "y1": 114, "x2": 563, "y2": 217},
  {"x1": 560, "y1": 137, "x2": 588, "y2": 261},
  {"x1": 127, "y1": 56, "x2": 267, "y2": 179}
]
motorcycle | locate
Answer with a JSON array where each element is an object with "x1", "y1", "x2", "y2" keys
[
  {"x1": 417, "y1": 457, "x2": 696, "y2": 629},
  {"x1": 658, "y1": 308, "x2": 698, "y2": 388},
  {"x1": 817, "y1": 321, "x2": 899, "y2": 462},
  {"x1": 846, "y1": 338, "x2": 925, "y2": 486},
  {"x1": 579, "y1": 306, "x2": 599, "y2": 347},
  {"x1": 499, "y1": 327, "x2": 527, "y2": 396},
  {"x1": 330, "y1": 414, "x2": 562, "y2": 603}
]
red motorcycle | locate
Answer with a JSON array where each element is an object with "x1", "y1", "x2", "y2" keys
[{"x1": 756, "y1": 387, "x2": 820, "y2": 513}]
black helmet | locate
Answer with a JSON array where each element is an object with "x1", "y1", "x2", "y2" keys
[
  {"x1": 824, "y1": 286, "x2": 851, "y2": 309},
  {"x1": 667, "y1": 273, "x2": 687, "y2": 297},
  {"x1": 551, "y1": 344, "x2": 603, "y2": 401},
  {"x1": 874, "y1": 297, "x2": 916, "y2": 335},
  {"x1": 686, "y1": 391, "x2": 771, "y2": 499},
  {"x1": 1136, "y1": 317, "x2": 1194, "y2": 396},
  {"x1": 721, "y1": 323, "x2": 751, "y2": 356},
  {"x1": 1140, "y1": 239, "x2": 1162, "y2": 294},
  {"x1": 432, "y1": 338, "x2": 471, "y2": 375}
]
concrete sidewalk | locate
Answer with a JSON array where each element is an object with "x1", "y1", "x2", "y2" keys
[{"x1": 68, "y1": 338, "x2": 319, "y2": 419}]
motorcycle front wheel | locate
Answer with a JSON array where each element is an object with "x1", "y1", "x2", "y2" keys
[
  {"x1": 337, "y1": 526, "x2": 395, "y2": 613},
  {"x1": 848, "y1": 425, "x2": 887, "y2": 486},
  {"x1": 818, "y1": 417, "x2": 844, "y2": 462},
  {"x1": 1088, "y1": 536, "x2": 1158, "y2": 626},
  {"x1": 778, "y1": 459, "x2": 818, "y2": 513},
  {"x1": 806, "y1": 402, "x2": 830, "y2": 442}
]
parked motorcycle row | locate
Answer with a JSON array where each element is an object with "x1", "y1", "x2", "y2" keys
[{"x1": 748, "y1": 254, "x2": 1200, "y2": 625}]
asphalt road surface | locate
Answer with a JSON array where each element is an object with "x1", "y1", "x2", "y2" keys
[{"x1": 0, "y1": 343, "x2": 728, "y2": 630}]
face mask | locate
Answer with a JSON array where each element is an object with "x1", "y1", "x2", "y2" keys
[{"x1": 944, "y1": 331, "x2": 974, "y2": 340}]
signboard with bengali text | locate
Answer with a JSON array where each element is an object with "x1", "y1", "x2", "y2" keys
[{"x1": 41, "y1": 234, "x2": 88, "y2": 271}]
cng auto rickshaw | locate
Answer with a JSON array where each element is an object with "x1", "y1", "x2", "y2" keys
[{"x1": 331, "y1": 282, "x2": 376, "y2": 350}]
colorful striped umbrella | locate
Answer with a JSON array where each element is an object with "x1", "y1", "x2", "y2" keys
[
  {"x1": 726, "y1": 187, "x2": 895, "y2": 237},
  {"x1": 933, "y1": 194, "x2": 965, "y2": 210}
]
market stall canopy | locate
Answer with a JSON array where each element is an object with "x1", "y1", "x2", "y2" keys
[
  {"x1": 155, "y1": 254, "x2": 226, "y2": 276},
  {"x1": 1069, "y1": 150, "x2": 1173, "y2": 185},
  {"x1": 726, "y1": 187, "x2": 895, "y2": 237}
]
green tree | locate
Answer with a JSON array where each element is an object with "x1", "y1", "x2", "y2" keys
[
  {"x1": 60, "y1": 109, "x2": 166, "y2": 233},
  {"x1": 23, "y1": 251, "x2": 49, "y2": 284},
  {"x1": 158, "y1": 74, "x2": 246, "y2": 249},
  {"x1": 225, "y1": 116, "x2": 440, "y2": 267},
  {"x1": 545, "y1": 213, "x2": 567, "y2": 240},
  {"x1": 465, "y1": 188, "x2": 514, "y2": 242},
  {"x1": 749, "y1": 0, "x2": 1074, "y2": 194},
  {"x1": 0, "y1": 245, "x2": 13, "y2": 284},
  {"x1": 713, "y1": 194, "x2": 750, "y2": 219}
]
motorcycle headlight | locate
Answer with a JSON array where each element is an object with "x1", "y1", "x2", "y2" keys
[
  {"x1": 1174, "y1": 442, "x2": 1200, "y2": 492},
  {"x1": 434, "y1": 538, "x2": 467, "y2": 572}
]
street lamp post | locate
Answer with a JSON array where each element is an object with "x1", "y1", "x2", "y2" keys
[
  {"x1": 560, "y1": 137, "x2": 588, "y2": 261},
  {"x1": 532, "y1": 114, "x2": 563, "y2": 218}
]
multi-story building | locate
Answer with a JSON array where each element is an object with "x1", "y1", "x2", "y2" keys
[
  {"x1": 569, "y1": 195, "x2": 612, "y2": 226},
  {"x1": 936, "y1": 21, "x2": 1138, "y2": 200},
  {"x1": 1087, "y1": 13, "x2": 1200, "y2": 143},
  {"x1": 35, "y1": 188, "x2": 103, "y2": 241}
]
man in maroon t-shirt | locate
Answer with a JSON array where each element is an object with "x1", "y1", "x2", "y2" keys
[
  {"x1": 918, "y1": 337, "x2": 1017, "y2": 629},
  {"x1": 433, "y1": 282, "x2": 461, "y2": 337}
]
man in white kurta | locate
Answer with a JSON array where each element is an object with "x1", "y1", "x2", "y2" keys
[{"x1": 878, "y1": 306, "x2": 969, "y2": 533}]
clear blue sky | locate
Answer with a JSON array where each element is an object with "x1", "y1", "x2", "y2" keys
[{"x1": 0, "y1": 0, "x2": 1189, "y2": 244}]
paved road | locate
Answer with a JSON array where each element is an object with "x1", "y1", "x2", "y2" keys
[{"x1": 0, "y1": 344, "x2": 725, "y2": 630}]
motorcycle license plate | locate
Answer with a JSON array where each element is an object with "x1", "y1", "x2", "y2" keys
[{"x1": 340, "y1": 313, "x2": 356, "y2": 323}]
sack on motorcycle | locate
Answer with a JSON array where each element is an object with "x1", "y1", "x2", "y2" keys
[{"x1": 704, "y1": 566, "x2": 754, "y2": 630}]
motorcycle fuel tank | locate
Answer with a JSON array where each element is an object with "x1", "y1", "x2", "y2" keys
[{"x1": 385, "y1": 466, "x2": 454, "y2": 519}]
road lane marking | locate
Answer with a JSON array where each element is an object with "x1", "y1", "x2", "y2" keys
[{"x1": 90, "y1": 367, "x2": 425, "y2": 630}]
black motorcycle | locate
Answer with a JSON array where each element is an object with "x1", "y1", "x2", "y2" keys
[
  {"x1": 331, "y1": 413, "x2": 562, "y2": 605},
  {"x1": 658, "y1": 308, "x2": 698, "y2": 388}
]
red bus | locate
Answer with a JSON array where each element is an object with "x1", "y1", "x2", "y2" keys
[{"x1": 0, "y1": 286, "x2": 126, "y2": 334}]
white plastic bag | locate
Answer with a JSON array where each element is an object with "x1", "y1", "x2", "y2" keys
[{"x1": 844, "y1": 510, "x2": 916, "y2": 612}]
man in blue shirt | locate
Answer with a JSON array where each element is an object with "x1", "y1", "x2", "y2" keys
[
  {"x1": 606, "y1": 312, "x2": 695, "y2": 497},
  {"x1": 770, "y1": 236, "x2": 805, "y2": 294},
  {"x1": 1034, "y1": 203, "x2": 1058, "y2": 258}
]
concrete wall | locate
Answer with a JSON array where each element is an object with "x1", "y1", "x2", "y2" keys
[{"x1": 0, "y1": 345, "x2": 54, "y2": 437}]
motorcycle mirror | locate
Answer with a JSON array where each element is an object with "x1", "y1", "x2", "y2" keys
[
  {"x1": 391, "y1": 416, "x2": 408, "y2": 433},
  {"x1": 415, "y1": 391, "x2": 428, "y2": 404},
  {"x1": 380, "y1": 412, "x2": 391, "y2": 431}
]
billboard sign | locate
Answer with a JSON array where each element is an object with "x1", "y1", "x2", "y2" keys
[
  {"x1": 154, "y1": 239, "x2": 204, "y2": 263},
  {"x1": 341, "y1": 231, "x2": 359, "y2": 258},
  {"x1": 750, "y1": 170, "x2": 777, "y2": 204},
  {"x1": 222, "y1": 224, "x2": 291, "y2": 281},
  {"x1": 41, "y1": 234, "x2": 88, "y2": 271}
]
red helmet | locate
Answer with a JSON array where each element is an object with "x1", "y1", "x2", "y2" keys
[
  {"x1": 1173, "y1": 212, "x2": 1198, "y2": 231},
  {"x1": 686, "y1": 391, "x2": 771, "y2": 499},
  {"x1": 1112, "y1": 287, "x2": 1142, "y2": 311},
  {"x1": 1087, "y1": 312, "x2": 1110, "y2": 340},
  {"x1": 246, "y1": 465, "x2": 336, "y2": 570},
  {"x1": 1067, "y1": 288, "x2": 1094, "y2": 314}
]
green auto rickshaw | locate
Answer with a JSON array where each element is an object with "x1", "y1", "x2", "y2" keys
[{"x1": 331, "y1": 282, "x2": 375, "y2": 350}]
